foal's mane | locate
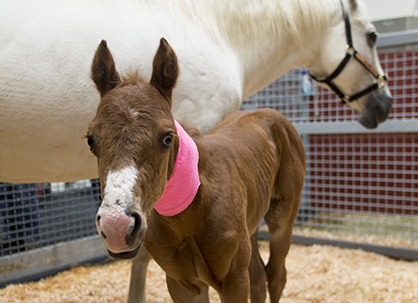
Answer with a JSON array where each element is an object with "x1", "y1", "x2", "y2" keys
[
  {"x1": 181, "y1": 122, "x2": 202, "y2": 140},
  {"x1": 120, "y1": 70, "x2": 145, "y2": 87},
  {"x1": 165, "y1": 0, "x2": 363, "y2": 46}
]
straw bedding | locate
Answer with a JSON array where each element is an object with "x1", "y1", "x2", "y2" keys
[{"x1": 1, "y1": 242, "x2": 417, "y2": 303}]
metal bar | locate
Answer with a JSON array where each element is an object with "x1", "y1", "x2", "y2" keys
[
  {"x1": 377, "y1": 29, "x2": 418, "y2": 48},
  {"x1": 0, "y1": 235, "x2": 108, "y2": 287},
  {"x1": 258, "y1": 231, "x2": 418, "y2": 261},
  {"x1": 294, "y1": 120, "x2": 418, "y2": 134}
]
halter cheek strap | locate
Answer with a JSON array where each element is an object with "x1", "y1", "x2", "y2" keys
[
  {"x1": 308, "y1": 0, "x2": 387, "y2": 104},
  {"x1": 154, "y1": 120, "x2": 201, "y2": 216}
]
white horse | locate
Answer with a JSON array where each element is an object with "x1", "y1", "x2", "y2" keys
[
  {"x1": 0, "y1": 0, "x2": 391, "y2": 184},
  {"x1": 0, "y1": 0, "x2": 391, "y2": 302}
]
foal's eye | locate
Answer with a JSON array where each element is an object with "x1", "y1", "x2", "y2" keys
[
  {"x1": 87, "y1": 136, "x2": 95, "y2": 151},
  {"x1": 161, "y1": 134, "x2": 173, "y2": 149},
  {"x1": 367, "y1": 31, "x2": 377, "y2": 46}
]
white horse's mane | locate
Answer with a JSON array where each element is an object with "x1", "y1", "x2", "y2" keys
[{"x1": 165, "y1": 0, "x2": 355, "y2": 46}]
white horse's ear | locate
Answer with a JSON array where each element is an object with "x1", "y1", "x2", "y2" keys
[
  {"x1": 349, "y1": 0, "x2": 358, "y2": 11},
  {"x1": 149, "y1": 38, "x2": 179, "y2": 105},
  {"x1": 91, "y1": 40, "x2": 121, "y2": 98}
]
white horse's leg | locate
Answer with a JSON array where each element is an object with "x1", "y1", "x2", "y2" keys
[{"x1": 127, "y1": 245, "x2": 152, "y2": 303}]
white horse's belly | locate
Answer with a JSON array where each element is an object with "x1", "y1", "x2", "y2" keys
[{"x1": 0, "y1": 0, "x2": 242, "y2": 182}]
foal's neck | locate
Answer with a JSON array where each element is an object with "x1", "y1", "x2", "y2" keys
[{"x1": 154, "y1": 121, "x2": 201, "y2": 217}]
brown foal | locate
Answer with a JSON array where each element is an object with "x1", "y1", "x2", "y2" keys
[{"x1": 88, "y1": 38, "x2": 305, "y2": 302}]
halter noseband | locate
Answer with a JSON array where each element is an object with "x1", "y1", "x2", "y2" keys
[{"x1": 308, "y1": 0, "x2": 387, "y2": 104}]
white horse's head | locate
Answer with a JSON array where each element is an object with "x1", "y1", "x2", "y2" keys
[{"x1": 308, "y1": 0, "x2": 391, "y2": 129}]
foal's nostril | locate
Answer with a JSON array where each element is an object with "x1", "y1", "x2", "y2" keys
[
  {"x1": 96, "y1": 215, "x2": 106, "y2": 239},
  {"x1": 126, "y1": 213, "x2": 142, "y2": 245},
  {"x1": 132, "y1": 213, "x2": 142, "y2": 235}
]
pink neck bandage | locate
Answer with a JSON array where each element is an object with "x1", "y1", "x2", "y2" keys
[{"x1": 154, "y1": 120, "x2": 200, "y2": 216}]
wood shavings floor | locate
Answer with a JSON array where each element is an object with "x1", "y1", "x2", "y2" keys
[{"x1": 1, "y1": 242, "x2": 417, "y2": 303}]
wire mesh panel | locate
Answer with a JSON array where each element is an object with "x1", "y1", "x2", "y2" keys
[
  {"x1": 380, "y1": 51, "x2": 418, "y2": 121},
  {"x1": 244, "y1": 50, "x2": 418, "y2": 125},
  {"x1": 0, "y1": 184, "x2": 40, "y2": 255},
  {"x1": 298, "y1": 133, "x2": 418, "y2": 244},
  {"x1": 242, "y1": 68, "x2": 312, "y2": 123},
  {"x1": 242, "y1": 46, "x2": 418, "y2": 246},
  {"x1": 0, "y1": 181, "x2": 101, "y2": 257},
  {"x1": 303, "y1": 50, "x2": 418, "y2": 124}
]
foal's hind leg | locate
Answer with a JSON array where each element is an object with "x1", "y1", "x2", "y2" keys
[
  {"x1": 249, "y1": 231, "x2": 267, "y2": 303},
  {"x1": 264, "y1": 196, "x2": 300, "y2": 303}
]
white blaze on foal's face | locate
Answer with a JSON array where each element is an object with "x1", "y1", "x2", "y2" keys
[
  {"x1": 103, "y1": 166, "x2": 138, "y2": 208},
  {"x1": 96, "y1": 165, "x2": 143, "y2": 253}
]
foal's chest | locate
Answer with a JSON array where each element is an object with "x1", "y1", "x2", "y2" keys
[{"x1": 145, "y1": 215, "x2": 241, "y2": 289}]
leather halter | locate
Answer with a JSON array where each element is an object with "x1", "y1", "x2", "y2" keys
[{"x1": 308, "y1": 0, "x2": 387, "y2": 104}]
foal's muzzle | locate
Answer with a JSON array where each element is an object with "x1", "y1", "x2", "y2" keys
[
  {"x1": 108, "y1": 245, "x2": 142, "y2": 259},
  {"x1": 96, "y1": 204, "x2": 146, "y2": 259}
]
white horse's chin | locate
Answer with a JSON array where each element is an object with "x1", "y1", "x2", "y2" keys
[
  {"x1": 358, "y1": 114, "x2": 378, "y2": 129},
  {"x1": 358, "y1": 93, "x2": 392, "y2": 129}
]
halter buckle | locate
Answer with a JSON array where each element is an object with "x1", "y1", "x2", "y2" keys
[
  {"x1": 342, "y1": 95, "x2": 350, "y2": 104},
  {"x1": 375, "y1": 74, "x2": 387, "y2": 89}
]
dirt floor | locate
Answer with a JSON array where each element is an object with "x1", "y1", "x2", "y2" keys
[{"x1": 1, "y1": 241, "x2": 417, "y2": 303}]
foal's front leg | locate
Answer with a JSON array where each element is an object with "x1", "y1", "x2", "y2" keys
[
  {"x1": 166, "y1": 275, "x2": 210, "y2": 303},
  {"x1": 165, "y1": 259, "x2": 250, "y2": 303},
  {"x1": 217, "y1": 263, "x2": 251, "y2": 303},
  {"x1": 215, "y1": 242, "x2": 252, "y2": 303},
  {"x1": 127, "y1": 245, "x2": 152, "y2": 303}
]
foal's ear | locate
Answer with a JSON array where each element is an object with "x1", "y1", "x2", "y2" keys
[
  {"x1": 150, "y1": 38, "x2": 179, "y2": 104},
  {"x1": 91, "y1": 40, "x2": 121, "y2": 98}
]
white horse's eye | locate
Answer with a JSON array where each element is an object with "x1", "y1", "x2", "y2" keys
[{"x1": 367, "y1": 31, "x2": 377, "y2": 46}]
